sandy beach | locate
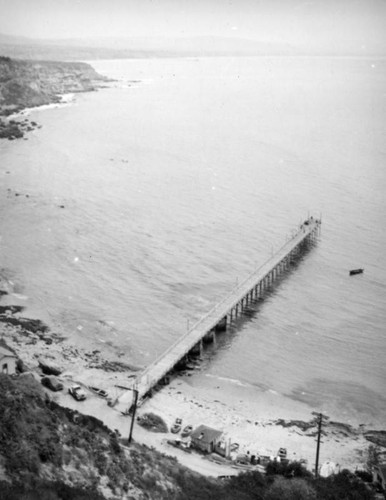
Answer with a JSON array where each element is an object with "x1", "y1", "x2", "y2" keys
[
  {"x1": 139, "y1": 376, "x2": 372, "y2": 471},
  {"x1": 0, "y1": 285, "x2": 377, "y2": 477}
]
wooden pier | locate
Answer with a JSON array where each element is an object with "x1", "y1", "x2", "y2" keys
[{"x1": 115, "y1": 217, "x2": 321, "y2": 412}]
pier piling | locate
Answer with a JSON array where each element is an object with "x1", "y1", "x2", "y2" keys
[{"x1": 116, "y1": 216, "x2": 321, "y2": 411}]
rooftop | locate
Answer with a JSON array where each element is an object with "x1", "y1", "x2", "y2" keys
[
  {"x1": 0, "y1": 345, "x2": 17, "y2": 358},
  {"x1": 190, "y1": 424, "x2": 223, "y2": 443}
]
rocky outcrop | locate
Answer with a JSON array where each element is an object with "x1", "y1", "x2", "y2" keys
[
  {"x1": 0, "y1": 313, "x2": 48, "y2": 334},
  {"x1": 38, "y1": 357, "x2": 63, "y2": 376},
  {"x1": 0, "y1": 55, "x2": 108, "y2": 139}
]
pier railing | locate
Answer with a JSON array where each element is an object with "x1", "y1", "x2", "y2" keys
[{"x1": 115, "y1": 217, "x2": 321, "y2": 410}]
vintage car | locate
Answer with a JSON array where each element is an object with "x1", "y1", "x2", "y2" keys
[
  {"x1": 68, "y1": 384, "x2": 87, "y2": 401},
  {"x1": 181, "y1": 425, "x2": 193, "y2": 438},
  {"x1": 171, "y1": 418, "x2": 182, "y2": 434},
  {"x1": 89, "y1": 386, "x2": 108, "y2": 398},
  {"x1": 41, "y1": 376, "x2": 63, "y2": 392}
]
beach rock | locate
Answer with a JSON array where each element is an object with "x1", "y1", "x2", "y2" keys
[
  {"x1": 274, "y1": 419, "x2": 315, "y2": 432},
  {"x1": 364, "y1": 430, "x2": 386, "y2": 448},
  {"x1": 0, "y1": 315, "x2": 48, "y2": 334},
  {"x1": 89, "y1": 359, "x2": 141, "y2": 372},
  {"x1": 38, "y1": 358, "x2": 63, "y2": 376},
  {"x1": 16, "y1": 358, "x2": 26, "y2": 373},
  {"x1": 0, "y1": 305, "x2": 24, "y2": 315},
  {"x1": 329, "y1": 421, "x2": 356, "y2": 437},
  {"x1": 41, "y1": 335, "x2": 53, "y2": 345}
]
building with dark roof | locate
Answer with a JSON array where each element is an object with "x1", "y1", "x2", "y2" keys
[{"x1": 190, "y1": 424, "x2": 223, "y2": 453}]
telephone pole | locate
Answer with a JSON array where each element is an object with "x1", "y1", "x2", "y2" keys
[
  {"x1": 128, "y1": 387, "x2": 139, "y2": 444},
  {"x1": 312, "y1": 412, "x2": 329, "y2": 478}
]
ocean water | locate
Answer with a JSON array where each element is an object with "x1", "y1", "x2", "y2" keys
[{"x1": 1, "y1": 56, "x2": 385, "y2": 427}]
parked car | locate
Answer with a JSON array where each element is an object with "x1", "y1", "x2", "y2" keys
[
  {"x1": 68, "y1": 384, "x2": 87, "y2": 401},
  {"x1": 89, "y1": 386, "x2": 108, "y2": 398},
  {"x1": 277, "y1": 447, "x2": 287, "y2": 459},
  {"x1": 181, "y1": 425, "x2": 193, "y2": 438},
  {"x1": 41, "y1": 376, "x2": 63, "y2": 392},
  {"x1": 171, "y1": 418, "x2": 182, "y2": 434}
]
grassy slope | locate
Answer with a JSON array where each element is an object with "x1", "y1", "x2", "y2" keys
[
  {"x1": 0, "y1": 374, "x2": 198, "y2": 499},
  {"x1": 0, "y1": 374, "x2": 376, "y2": 500}
]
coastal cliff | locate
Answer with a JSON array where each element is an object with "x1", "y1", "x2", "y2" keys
[{"x1": 0, "y1": 55, "x2": 108, "y2": 139}]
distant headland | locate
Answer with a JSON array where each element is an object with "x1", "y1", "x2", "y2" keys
[{"x1": 0, "y1": 55, "x2": 109, "y2": 140}]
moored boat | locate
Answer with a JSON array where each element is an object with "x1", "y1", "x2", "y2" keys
[{"x1": 349, "y1": 268, "x2": 364, "y2": 276}]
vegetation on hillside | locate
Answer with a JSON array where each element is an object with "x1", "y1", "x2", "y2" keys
[
  {"x1": 0, "y1": 374, "x2": 377, "y2": 499},
  {"x1": 0, "y1": 55, "x2": 108, "y2": 139}
]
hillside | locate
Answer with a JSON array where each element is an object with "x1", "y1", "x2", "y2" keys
[
  {"x1": 0, "y1": 374, "x2": 378, "y2": 500},
  {"x1": 0, "y1": 374, "x2": 222, "y2": 499},
  {"x1": 0, "y1": 55, "x2": 108, "y2": 139}
]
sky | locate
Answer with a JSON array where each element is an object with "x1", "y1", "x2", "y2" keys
[{"x1": 0, "y1": 0, "x2": 385, "y2": 54}]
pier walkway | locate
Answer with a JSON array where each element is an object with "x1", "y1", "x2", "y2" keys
[{"x1": 116, "y1": 217, "x2": 321, "y2": 412}]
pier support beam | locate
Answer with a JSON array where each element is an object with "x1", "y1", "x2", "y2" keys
[
  {"x1": 215, "y1": 316, "x2": 227, "y2": 332},
  {"x1": 203, "y1": 329, "x2": 216, "y2": 344},
  {"x1": 128, "y1": 218, "x2": 321, "y2": 404},
  {"x1": 190, "y1": 340, "x2": 203, "y2": 356}
]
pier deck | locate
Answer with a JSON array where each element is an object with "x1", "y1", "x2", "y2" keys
[{"x1": 116, "y1": 217, "x2": 321, "y2": 412}]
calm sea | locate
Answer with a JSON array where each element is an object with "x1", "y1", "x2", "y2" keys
[{"x1": 1, "y1": 56, "x2": 385, "y2": 427}]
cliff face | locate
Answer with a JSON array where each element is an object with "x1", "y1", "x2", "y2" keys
[
  {"x1": 0, "y1": 55, "x2": 109, "y2": 139},
  {"x1": 0, "y1": 55, "x2": 107, "y2": 115}
]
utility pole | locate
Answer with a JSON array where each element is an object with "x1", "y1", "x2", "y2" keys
[
  {"x1": 128, "y1": 388, "x2": 139, "y2": 444},
  {"x1": 312, "y1": 412, "x2": 329, "y2": 478}
]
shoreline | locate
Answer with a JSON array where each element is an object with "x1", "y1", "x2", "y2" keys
[
  {"x1": 1, "y1": 281, "x2": 384, "y2": 476},
  {"x1": 0, "y1": 93, "x2": 77, "y2": 141},
  {"x1": 0, "y1": 56, "x2": 110, "y2": 141}
]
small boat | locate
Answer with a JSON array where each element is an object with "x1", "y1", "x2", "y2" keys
[{"x1": 349, "y1": 268, "x2": 364, "y2": 276}]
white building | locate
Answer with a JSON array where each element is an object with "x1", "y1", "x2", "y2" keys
[{"x1": 0, "y1": 345, "x2": 17, "y2": 375}]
